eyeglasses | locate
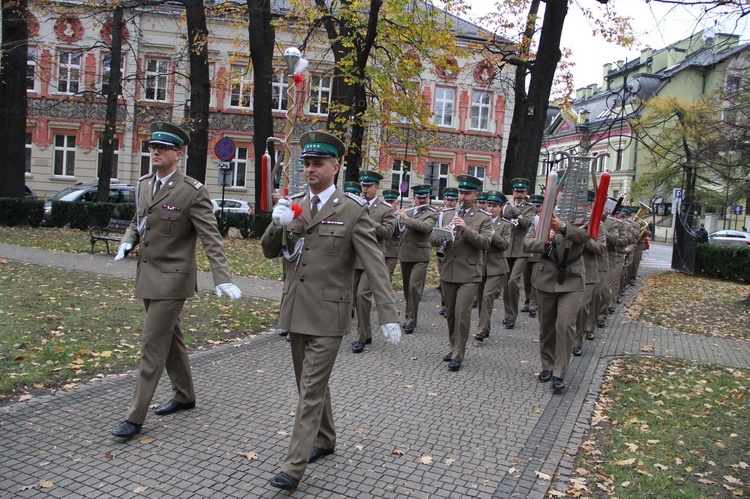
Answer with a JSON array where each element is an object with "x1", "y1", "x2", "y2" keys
[{"x1": 148, "y1": 144, "x2": 179, "y2": 153}]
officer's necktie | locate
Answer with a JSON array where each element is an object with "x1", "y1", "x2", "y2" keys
[
  {"x1": 310, "y1": 195, "x2": 320, "y2": 218},
  {"x1": 153, "y1": 179, "x2": 162, "y2": 196}
]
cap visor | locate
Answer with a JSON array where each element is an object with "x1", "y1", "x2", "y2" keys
[{"x1": 149, "y1": 139, "x2": 179, "y2": 147}]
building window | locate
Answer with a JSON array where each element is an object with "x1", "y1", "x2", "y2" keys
[
  {"x1": 230, "y1": 66, "x2": 252, "y2": 108},
  {"x1": 390, "y1": 159, "x2": 411, "y2": 195},
  {"x1": 593, "y1": 153, "x2": 608, "y2": 172},
  {"x1": 425, "y1": 161, "x2": 449, "y2": 199},
  {"x1": 232, "y1": 147, "x2": 248, "y2": 187},
  {"x1": 434, "y1": 87, "x2": 455, "y2": 127},
  {"x1": 53, "y1": 134, "x2": 76, "y2": 176},
  {"x1": 467, "y1": 165, "x2": 486, "y2": 190},
  {"x1": 97, "y1": 137, "x2": 120, "y2": 179},
  {"x1": 25, "y1": 132, "x2": 32, "y2": 173},
  {"x1": 309, "y1": 74, "x2": 332, "y2": 115},
  {"x1": 726, "y1": 74, "x2": 741, "y2": 94},
  {"x1": 470, "y1": 91, "x2": 491, "y2": 131},
  {"x1": 101, "y1": 54, "x2": 124, "y2": 96},
  {"x1": 272, "y1": 73, "x2": 288, "y2": 112},
  {"x1": 57, "y1": 50, "x2": 81, "y2": 94},
  {"x1": 140, "y1": 140, "x2": 152, "y2": 176},
  {"x1": 27, "y1": 47, "x2": 37, "y2": 91},
  {"x1": 145, "y1": 58, "x2": 169, "y2": 102}
]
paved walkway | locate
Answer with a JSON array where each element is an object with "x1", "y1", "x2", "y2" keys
[{"x1": 0, "y1": 242, "x2": 748, "y2": 498}]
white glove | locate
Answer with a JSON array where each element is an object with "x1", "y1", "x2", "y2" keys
[
  {"x1": 272, "y1": 199, "x2": 294, "y2": 229},
  {"x1": 215, "y1": 283, "x2": 242, "y2": 300},
  {"x1": 114, "y1": 242, "x2": 133, "y2": 261},
  {"x1": 381, "y1": 323, "x2": 401, "y2": 344}
]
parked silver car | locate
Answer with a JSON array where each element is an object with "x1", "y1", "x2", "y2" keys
[
  {"x1": 211, "y1": 198, "x2": 253, "y2": 216},
  {"x1": 42, "y1": 183, "x2": 134, "y2": 224},
  {"x1": 708, "y1": 230, "x2": 750, "y2": 246}
]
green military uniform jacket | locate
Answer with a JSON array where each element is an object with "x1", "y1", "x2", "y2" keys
[
  {"x1": 504, "y1": 202, "x2": 534, "y2": 258},
  {"x1": 484, "y1": 216, "x2": 512, "y2": 276},
  {"x1": 430, "y1": 205, "x2": 492, "y2": 283},
  {"x1": 398, "y1": 206, "x2": 439, "y2": 262},
  {"x1": 122, "y1": 169, "x2": 231, "y2": 300},
  {"x1": 355, "y1": 195, "x2": 396, "y2": 270},
  {"x1": 261, "y1": 189, "x2": 399, "y2": 336},
  {"x1": 523, "y1": 223, "x2": 589, "y2": 293}
]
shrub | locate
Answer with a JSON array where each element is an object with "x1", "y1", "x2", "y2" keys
[
  {"x1": 50, "y1": 201, "x2": 135, "y2": 229},
  {"x1": 0, "y1": 198, "x2": 45, "y2": 227},
  {"x1": 696, "y1": 244, "x2": 750, "y2": 282}
]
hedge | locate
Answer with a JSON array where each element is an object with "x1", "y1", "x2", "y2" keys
[{"x1": 695, "y1": 243, "x2": 750, "y2": 282}]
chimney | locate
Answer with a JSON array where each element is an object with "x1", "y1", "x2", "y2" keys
[{"x1": 640, "y1": 48, "x2": 652, "y2": 64}]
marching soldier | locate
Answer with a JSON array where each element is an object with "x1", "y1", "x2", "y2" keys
[
  {"x1": 351, "y1": 170, "x2": 396, "y2": 354},
  {"x1": 381, "y1": 189, "x2": 401, "y2": 280},
  {"x1": 476, "y1": 191, "x2": 488, "y2": 211},
  {"x1": 431, "y1": 175, "x2": 492, "y2": 371},
  {"x1": 111, "y1": 121, "x2": 243, "y2": 440},
  {"x1": 474, "y1": 190, "x2": 511, "y2": 342},
  {"x1": 395, "y1": 185, "x2": 439, "y2": 334},
  {"x1": 573, "y1": 191, "x2": 606, "y2": 356},
  {"x1": 261, "y1": 130, "x2": 401, "y2": 491},
  {"x1": 502, "y1": 178, "x2": 535, "y2": 329},
  {"x1": 438, "y1": 187, "x2": 459, "y2": 316},
  {"x1": 523, "y1": 212, "x2": 590, "y2": 392},
  {"x1": 522, "y1": 194, "x2": 544, "y2": 318}
]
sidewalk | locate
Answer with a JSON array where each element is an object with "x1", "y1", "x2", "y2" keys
[{"x1": 0, "y1": 242, "x2": 748, "y2": 498}]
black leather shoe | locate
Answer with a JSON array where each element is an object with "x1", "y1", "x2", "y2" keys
[
  {"x1": 597, "y1": 319, "x2": 606, "y2": 328},
  {"x1": 270, "y1": 472, "x2": 299, "y2": 491},
  {"x1": 309, "y1": 446, "x2": 335, "y2": 463},
  {"x1": 552, "y1": 377, "x2": 566, "y2": 391},
  {"x1": 404, "y1": 325, "x2": 414, "y2": 334},
  {"x1": 502, "y1": 318, "x2": 509, "y2": 325},
  {"x1": 154, "y1": 399, "x2": 195, "y2": 416},
  {"x1": 474, "y1": 333, "x2": 488, "y2": 342},
  {"x1": 505, "y1": 319, "x2": 515, "y2": 329},
  {"x1": 608, "y1": 307, "x2": 616, "y2": 314},
  {"x1": 538, "y1": 370, "x2": 552, "y2": 383},
  {"x1": 521, "y1": 305, "x2": 529, "y2": 313},
  {"x1": 616, "y1": 295, "x2": 622, "y2": 304},
  {"x1": 586, "y1": 331, "x2": 595, "y2": 340},
  {"x1": 365, "y1": 338, "x2": 372, "y2": 345},
  {"x1": 472, "y1": 300, "x2": 477, "y2": 309},
  {"x1": 439, "y1": 307, "x2": 446, "y2": 316},
  {"x1": 111, "y1": 420, "x2": 142, "y2": 439},
  {"x1": 278, "y1": 329, "x2": 289, "y2": 336},
  {"x1": 572, "y1": 346, "x2": 582, "y2": 356},
  {"x1": 529, "y1": 309, "x2": 537, "y2": 318},
  {"x1": 443, "y1": 353, "x2": 453, "y2": 362},
  {"x1": 352, "y1": 341, "x2": 365, "y2": 353},
  {"x1": 448, "y1": 360, "x2": 461, "y2": 371}
]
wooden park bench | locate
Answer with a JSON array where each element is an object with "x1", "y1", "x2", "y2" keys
[{"x1": 89, "y1": 218, "x2": 131, "y2": 254}]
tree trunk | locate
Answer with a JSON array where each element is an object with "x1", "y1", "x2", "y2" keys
[
  {"x1": 502, "y1": 0, "x2": 540, "y2": 194},
  {"x1": 504, "y1": 0, "x2": 567, "y2": 194},
  {"x1": 0, "y1": 0, "x2": 29, "y2": 199},
  {"x1": 182, "y1": 0, "x2": 210, "y2": 183},
  {"x1": 97, "y1": 6, "x2": 124, "y2": 202},
  {"x1": 248, "y1": 0, "x2": 275, "y2": 213}
]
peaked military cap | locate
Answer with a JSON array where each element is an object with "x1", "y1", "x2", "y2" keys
[
  {"x1": 299, "y1": 130, "x2": 347, "y2": 159},
  {"x1": 511, "y1": 178, "x2": 530, "y2": 190},
  {"x1": 456, "y1": 175, "x2": 482, "y2": 191},
  {"x1": 443, "y1": 187, "x2": 458, "y2": 200},
  {"x1": 359, "y1": 170, "x2": 383, "y2": 185},
  {"x1": 344, "y1": 181, "x2": 362, "y2": 194},
  {"x1": 411, "y1": 184, "x2": 432, "y2": 197},
  {"x1": 486, "y1": 190, "x2": 508, "y2": 205},
  {"x1": 382, "y1": 189, "x2": 400, "y2": 200},
  {"x1": 149, "y1": 121, "x2": 190, "y2": 148},
  {"x1": 476, "y1": 191, "x2": 488, "y2": 201},
  {"x1": 529, "y1": 194, "x2": 544, "y2": 206}
]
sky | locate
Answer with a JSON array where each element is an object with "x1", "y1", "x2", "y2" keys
[{"x1": 456, "y1": 0, "x2": 750, "y2": 90}]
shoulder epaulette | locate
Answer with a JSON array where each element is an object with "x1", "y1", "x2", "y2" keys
[
  {"x1": 138, "y1": 173, "x2": 154, "y2": 181},
  {"x1": 479, "y1": 209, "x2": 491, "y2": 216},
  {"x1": 290, "y1": 191, "x2": 306, "y2": 200},
  {"x1": 345, "y1": 192, "x2": 366, "y2": 206},
  {"x1": 426, "y1": 206, "x2": 438, "y2": 212},
  {"x1": 183, "y1": 175, "x2": 204, "y2": 190}
]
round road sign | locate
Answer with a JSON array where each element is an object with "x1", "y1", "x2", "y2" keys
[{"x1": 215, "y1": 138, "x2": 236, "y2": 161}]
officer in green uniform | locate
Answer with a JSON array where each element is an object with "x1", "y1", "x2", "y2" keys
[
  {"x1": 261, "y1": 131, "x2": 401, "y2": 491},
  {"x1": 502, "y1": 178, "x2": 535, "y2": 329},
  {"x1": 111, "y1": 121, "x2": 243, "y2": 440},
  {"x1": 431, "y1": 175, "x2": 492, "y2": 371},
  {"x1": 437, "y1": 187, "x2": 459, "y2": 316},
  {"x1": 522, "y1": 194, "x2": 544, "y2": 318},
  {"x1": 344, "y1": 181, "x2": 362, "y2": 195},
  {"x1": 476, "y1": 191, "x2": 488, "y2": 211},
  {"x1": 381, "y1": 189, "x2": 401, "y2": 280},
  {"x1": 395, "y1": 185, "x2": 439, "y2": 334},
  {"x1": 475, "y1": 190, "x2": 511, "y2": 342},
  {"x1": 351, "y1": 170, "x2": 396, "y2": 353}
]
